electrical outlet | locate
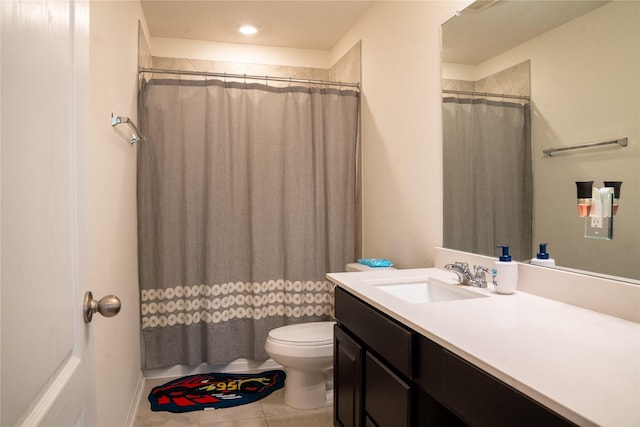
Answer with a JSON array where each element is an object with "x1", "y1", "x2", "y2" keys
[{"x1": 591, "y1": 216, "x2": 603, "y2": 228}]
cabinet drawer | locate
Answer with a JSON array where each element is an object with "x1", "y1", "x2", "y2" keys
[
  {"x1": 335, "y1": 287, "x2": 414, "y2": 377},
  {"x1": 441, "y1": 349, "x2": 575, "y2": 427},
  {"x1": 416, "y1": 335, "x2": 575, "y2": 426},
  {"x1": 365, "y1": 352, "x2": 411, "y2": 427}
]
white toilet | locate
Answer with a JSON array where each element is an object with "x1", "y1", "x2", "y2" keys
[
  {"x1": 265, "y1": 262, "x2": 395, "y2": 409},
  {"x1": 265, "y1": 321, "x2": 335, "y2": 409}
]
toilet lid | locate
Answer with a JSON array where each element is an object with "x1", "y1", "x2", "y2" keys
[{"x1": 268, "y1": 321, "x2": 335, "y2": 346}]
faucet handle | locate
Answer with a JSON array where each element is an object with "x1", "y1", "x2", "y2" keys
[
  {"x1": 472, "y1": 265, "x2": 491, "y2": 287},
  {"x1": 444, "y1": 261, "x2": 469, "y2": 271},
  {"x1": 444, "y1": 262, "x2": 469, "y2": 284},
  {"x1": 474, "y1": 265, "x2": 491, "y2": 275}
]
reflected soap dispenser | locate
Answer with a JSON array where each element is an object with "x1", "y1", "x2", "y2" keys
[
  {"x1": 530, "y1": 243, "x2": 556, "y2": 267},
  {"x1": 493, "y1": 245, "x2": 518, "y2": 295}
]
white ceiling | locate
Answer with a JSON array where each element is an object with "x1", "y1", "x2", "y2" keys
[
  {"x1": 442, "y1": 1, "x2": 609, "y2": 65},
  {"x1": 141, "y1": 1, "x2": 610, "y2": 61},
  {"x1": 140, "y1": 1, "x2": 374, "y2": 50}
]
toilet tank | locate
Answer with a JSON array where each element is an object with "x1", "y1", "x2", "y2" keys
[{"x1": 346, "y1": 263, "x2": 396, "y2": 272}]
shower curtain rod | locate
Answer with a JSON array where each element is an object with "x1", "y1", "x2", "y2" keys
[
  {"x1": 139, "y1": 67, "x2": 360, "y2": 89},
  {"x1": 443, "y1": 89, "x2": 530, "y2": 101}
]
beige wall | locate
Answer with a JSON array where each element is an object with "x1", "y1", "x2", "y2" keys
[
  {"x1": 331, "y1": 1, "x2": 465, "y2": 267},
  {"x1": 89, "y1": 2, "x2": 146, "y2": 425},
  {"x1": 151, "y1": 36, "x2": 330, "y2": 69}
]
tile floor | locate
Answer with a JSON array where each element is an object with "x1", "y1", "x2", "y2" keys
[{"x1": 133, "y1": 377, "x2": 333, "y2": 427}]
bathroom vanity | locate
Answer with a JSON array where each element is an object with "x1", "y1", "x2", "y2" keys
[{"x1": 327, "y1": 268, "x2": 640, "y2": 427}]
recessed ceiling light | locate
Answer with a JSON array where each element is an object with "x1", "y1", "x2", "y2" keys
[{"x1": 238, "y1": 25, "x2": 258, "y2": 35}]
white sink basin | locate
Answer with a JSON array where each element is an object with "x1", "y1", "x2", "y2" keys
[{"x1": 374, "y1": 279, "x2": 487, "y2": 304}]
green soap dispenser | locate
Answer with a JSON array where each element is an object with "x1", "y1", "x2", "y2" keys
[{"x1": 531, "y1": 243, "x2": 556, "y2": 267}]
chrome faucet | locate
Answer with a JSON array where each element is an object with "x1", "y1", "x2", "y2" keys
[{"x1": 444, "y1": 262, "x2": 491, "y2": 288}]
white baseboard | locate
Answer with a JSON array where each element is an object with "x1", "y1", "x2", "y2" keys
[
  {"x1": 124, "y1": 371, "x2": 145, "y2": 427},
  {"x1": 143, "y1": 358, "x2": 283, "y2": 380}
]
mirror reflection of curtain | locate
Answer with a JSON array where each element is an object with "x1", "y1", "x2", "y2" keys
[
  {"x1": 443, "y1": 97, "x2": 532, "y2": 261},
  {"x1": 137, "y1": 78, "x2": 359, "y2": 369}
]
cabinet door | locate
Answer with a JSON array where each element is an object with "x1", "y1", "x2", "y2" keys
[
  {"x1": 365, "y1": 352, "x2": 412, "y2": 427},
  {"x1": 335, "y1": 325, "x2": 364, "y2": 427}
]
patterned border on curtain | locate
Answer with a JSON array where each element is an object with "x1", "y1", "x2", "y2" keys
[{"x1": 140, "y1": 280, "x2": 334, "y2": 329}]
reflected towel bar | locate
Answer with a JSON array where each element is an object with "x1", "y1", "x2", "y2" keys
[
  {"x1": 543, "y1": 137, "x2": 628, "y2": 157},
  {"x1": 111, "y1": 113, "x2": 143, "y2": 144}
]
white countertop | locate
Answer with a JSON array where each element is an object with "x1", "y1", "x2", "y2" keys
[{"x1": 327, "y1": 268, "x2": 640, "y2": 427}]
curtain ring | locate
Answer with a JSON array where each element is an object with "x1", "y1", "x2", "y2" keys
[
  {"x1": 244, "y1": 73, "x2": 247, "y2": 86},
  {"x1": 265, "y1": 75, "x2": 269, "y2": 86}
]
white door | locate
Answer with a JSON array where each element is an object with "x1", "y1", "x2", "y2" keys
[{"x1": 1, "y1": 1, "x2": 98, "y2": 425}]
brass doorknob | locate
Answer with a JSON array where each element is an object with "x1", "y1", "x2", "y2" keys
[{"x1": 83, "y1": 291, "x2": 121, "y2": 323}]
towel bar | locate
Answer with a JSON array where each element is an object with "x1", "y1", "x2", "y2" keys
[{"x1": 543, "y1": 137, "x2": 627, "y2": 156}]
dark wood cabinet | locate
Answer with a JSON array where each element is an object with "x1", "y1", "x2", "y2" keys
[
  {"x1": 334, "y1": 324, "x2": 363, "y2": 427},
  {"x1": 334, "y1": 287, "x2": 414, "y2": 427},
  {"x1": 414, "y1": 326, "x2": 574, "y2": 426},
  {"x1": 432, "y1": 347, "x2": 573, "y2": 427},
  {"x1": 334, "y1": 286, "x2": 576, "y2": 427}
]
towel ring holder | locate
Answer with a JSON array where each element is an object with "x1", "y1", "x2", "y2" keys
[{"x1": 111, "y1": 113, "x2": 143, "y2": 144}]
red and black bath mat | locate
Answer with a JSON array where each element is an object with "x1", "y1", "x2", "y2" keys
[{"x1": 149, "y1": 369, "x2": 286, "y2": 413}]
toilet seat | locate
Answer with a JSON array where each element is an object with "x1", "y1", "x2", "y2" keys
[{"x1": 267, "y1": 321, "x2": 335, "y2": 346}]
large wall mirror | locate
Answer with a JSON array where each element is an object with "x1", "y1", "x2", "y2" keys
[{"x1": 441, "y1": 0, "x2": 640, "y2": 283}]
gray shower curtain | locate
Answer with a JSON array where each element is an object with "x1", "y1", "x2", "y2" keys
[
  {"x1": 137, "y1": 78, "x2": 359, "y2": 369},
  {"x1": 443, "y1": 97, "x2": 532, "y2": 261}
]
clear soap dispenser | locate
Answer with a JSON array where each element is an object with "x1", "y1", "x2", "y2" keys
[{"x1": 493, "y1": 245, "x2": 518, "y2": 294}]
